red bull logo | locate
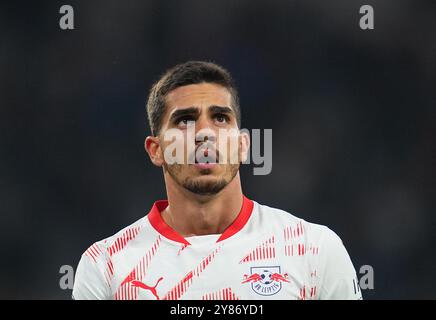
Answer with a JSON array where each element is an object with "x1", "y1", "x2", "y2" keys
[{"x1": 242, "y1": 266, "x2": 289, "y2": 296}]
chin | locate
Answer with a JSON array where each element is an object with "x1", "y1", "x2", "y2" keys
[
  {"x1": 182, "y1": 174, "x2": 229, "y2": 195},
  {"x1": 193, "y1": 174, "x2": 223, "y2": 183}
]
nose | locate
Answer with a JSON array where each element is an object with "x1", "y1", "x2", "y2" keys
[
  {"x1": 195, "y1": 130, "x2": 216, "y2": 145},
  {"x1": 194, "y1": 116, "x2": 216, "y2": 144}
]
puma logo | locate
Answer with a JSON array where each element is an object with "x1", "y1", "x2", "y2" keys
[{"x1": 131, "y1": 277, "x2": 164, "y2": 300}]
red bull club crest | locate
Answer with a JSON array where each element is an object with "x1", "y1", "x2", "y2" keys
[{"x1": 242, "y1": 266, "x2": 290, "y2": 296}]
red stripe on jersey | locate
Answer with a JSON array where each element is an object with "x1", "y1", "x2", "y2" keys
[
  {"x1": 84, "y1": 244, "x2": 101, "y2": 263},
  {"x1": 239, "y1": 236, "x2": 276, "y2": 263},
  {"x1": 202, "y1": 288, "x2": 240, "y2": 300},
  {"x1": 147, "y1": 200, "x2": 191, "y2": 245},
  {"x1": 108, "y1": 226, "x2": 142, "y2": 257},
  {"x1": 217, "y1": 196, "x2": 254, "y2": 242},
  {"x1": 177, "y1": 243, "x2": 188, "y2": 255},
  {"x1": 148, "y1": 196, "x2": 254, "y2": 245},
  {"x1": 284, "y1": 222, "x2": 311, "y2": 257},
  {"x1": 104, "y1": 259, "x2": 115, "y2": 287},
  {"x1": 115, "y1": 235, "x2": 162, "y2": 300},
  {"x1": 162, "y1": 246, "x2": 222, "y2": 300},
  {"x1": 310, "y1": 286, "x2": 317, "y2": 298},
  {"x1": 300, "y1": 285, "x2": 306, "y2": 300}
]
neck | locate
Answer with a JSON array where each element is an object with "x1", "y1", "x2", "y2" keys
[{"x1": 161, "y1": 173, "x2": 244, "y2": 237}]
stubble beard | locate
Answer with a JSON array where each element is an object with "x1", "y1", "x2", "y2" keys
[{"x1": 163, "y1": 162, "x2": 240, "y2": 196}]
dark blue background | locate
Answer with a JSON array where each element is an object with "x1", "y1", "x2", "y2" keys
[{"x1": 1, "y1": 0, "x2": 435, "y2": 299}]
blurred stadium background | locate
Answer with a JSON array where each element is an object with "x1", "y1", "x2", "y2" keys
[{"x1": 0, "y1": 0, "x2": 435, "y2": 299}]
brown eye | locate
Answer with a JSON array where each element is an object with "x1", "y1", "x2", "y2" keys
[
  {"x1": 215, "y1": 114, "x2": 228, "y2": 123},
  {"x1": 177, "y1": 117, "x2": 195, "y2": 127}
]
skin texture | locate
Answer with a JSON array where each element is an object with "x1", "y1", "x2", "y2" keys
[{"x1": 145, "y1": 83, "x2": 250, "y2": 237}]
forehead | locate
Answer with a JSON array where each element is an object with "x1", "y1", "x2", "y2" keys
[{"x1": 164, "y1": 82, "x2": 233, "y2": 112}]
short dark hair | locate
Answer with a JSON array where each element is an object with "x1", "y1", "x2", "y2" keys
[{"x1": 146, "y1": 61, "x2": 241, "y2": 136}]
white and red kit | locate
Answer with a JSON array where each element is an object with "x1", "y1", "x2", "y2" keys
[{"x1": 72, "y1": 196, "x2": 362, "y2": 300}]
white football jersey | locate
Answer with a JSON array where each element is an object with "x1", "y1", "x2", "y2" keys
[{"x1": 72, "y1": 196, "x2": 362, "y2": 300}]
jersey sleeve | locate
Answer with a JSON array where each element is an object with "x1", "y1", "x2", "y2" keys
[
  {"x1": 317, "y1": 227, "x2": 363, "y2": 300},
  {"x1": 72, "y1": 244, "x2": 110, "y2": 300}
]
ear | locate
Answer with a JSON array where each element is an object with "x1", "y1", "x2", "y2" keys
[
  {"x1": 145, "y1": 136, "x2": 164, "y2": 167},
  {"x1": 239, "y1": 130, "x2": 250, "y2": 163}
]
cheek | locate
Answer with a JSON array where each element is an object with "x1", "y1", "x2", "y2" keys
[
  {"x1": 217, "y1": 135, "x2": 240, "y2": 160},
  {"x1": 160, "y1": 138, "x2": 189, "y2": 164}
]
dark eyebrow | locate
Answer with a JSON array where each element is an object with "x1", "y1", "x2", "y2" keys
[
  {"x1": 168, "y1": 107, "x2": 200, "y2": 123},
  {"x1": 208, "y1": 105, "x2": 234, "y2": 115}
]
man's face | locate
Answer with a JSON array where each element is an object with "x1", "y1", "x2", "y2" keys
[{"x1": 156, "y1": 82, "x2": 245, "y2": 196}]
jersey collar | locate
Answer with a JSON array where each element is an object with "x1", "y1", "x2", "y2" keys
[{"x1": 147, "y1": 195, "x2": 254, "y2": 245}]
